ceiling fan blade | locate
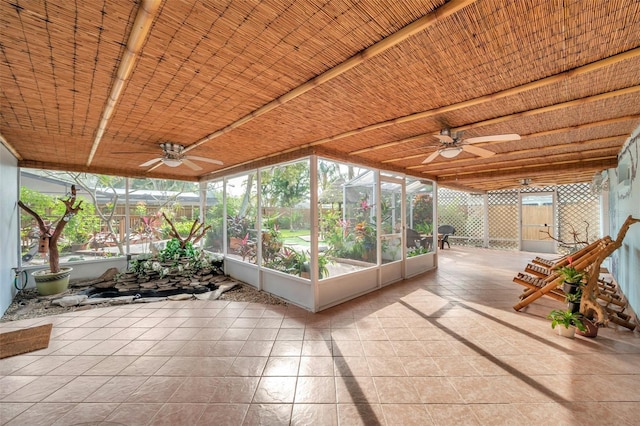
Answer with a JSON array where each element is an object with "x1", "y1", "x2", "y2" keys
[
  {"x1": 182, "y1": 159, "x2": 203, "y2": 171},
  {"x1": 186, "y1": 155, "x2": 223, "y2": 165},
  {"x1": 434, "y1": 134, "x2": 454, "y2": 143},
  {"x1": 464, "y1": 134, "x2": 521, "y2": 144},
  {"x1": 421, "y1": 150, "x2": 441, "y2": 164},
  {"x1": 139, "y1": 158, "x2": 162, "y2": 167},
  {"x1": 461, "y1": 144, "x2": 496, "y2": 158}
]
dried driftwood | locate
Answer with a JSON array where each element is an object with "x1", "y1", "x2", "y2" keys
[
  {"x1": 162, "y1": 212, "x2": 211, "y2": 248},
  {"x1": 581, "y1": 215, "x2": 640, "y2": 325},
  {"x1": 18, "y1": 185, "x2": 83, "y2": 273}
]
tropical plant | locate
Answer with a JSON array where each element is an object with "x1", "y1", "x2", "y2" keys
[
  {"x1": 414, "y1": 222, "x2": 433, "y2": 236},
  {"x1": 547, "y1": 309, "x2": 586, "y2": 331},
  {"x1": 236, "y1": 233, "x2": 256, "y2": 262},
  {"x1": 262, "y1": 224, "x2": 283, "y2": 264},
  {"x1": 316, "y1": 250, "x2": 332, "y2": 279},
  {"x1": 407, "y1": 245, "x2": 430, "y2": 257},
  {"x1": 565, "y1": 290, "x2": 582, "y2": 303},
  {"x1": 556, "y1": 255, "x2": 586, "y2": 284},
  {"x1": 268, "y1": 246, "x2": 332, "y2": 279},
  {"x1": 227, "y1": 214, "x2": 252, "y2": 239},
  {"x1": 159, "y1": 238, "x2": 197, "y2": 263}
]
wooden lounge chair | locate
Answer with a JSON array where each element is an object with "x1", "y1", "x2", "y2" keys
[
  {"x1": 512, "y1": 238, "x2": 611, "y2": 310},
  {"x1": 513, "y1": 216, "x2": 639, "y2": 327}
]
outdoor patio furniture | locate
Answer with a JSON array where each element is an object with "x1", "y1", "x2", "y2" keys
[
  {"x1": 406, "y1": 228, "x2": 429, "y2": 249},
  {"x1": 437, "y1": 225, "x2": 455, "y2": 249}
]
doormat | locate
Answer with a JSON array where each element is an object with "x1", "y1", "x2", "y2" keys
[{"x1": 0, "y1": 323, "x2": 53, "y2": 358}]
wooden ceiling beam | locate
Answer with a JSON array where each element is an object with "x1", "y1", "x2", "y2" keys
[
  {"x1": 86, "y1": 0, "x2": 162, "y2": 166},
  {"x1": 435, "y1": 156, "x2": 617, "y2": 181},
  {"x1": 462, "y1": 170, "x2": 601, "y2": 186},
  {"x1": 434, "y1": 150, "x2": 618, "y2": 178},
  {"x1": 405, "y1": 135, "x2": 626, "y2": 170}
]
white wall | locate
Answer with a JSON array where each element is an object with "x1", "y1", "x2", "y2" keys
[
  {"x1": 0, "y1": 143, "x2": 19, "y2": 315},
  {"x1": 607, "y1": 125, "x2": 640, "y2": 315}
]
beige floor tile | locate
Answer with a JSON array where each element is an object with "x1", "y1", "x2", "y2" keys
[
  {"x1": 373, "y1": 376, "x2": 421, "y2": 404},
  {"x1": 196, "y1": 403, "x2": 249, "y2": 425},
  {"x1": 253, "y1": 376, "x2": 296, "y2": 403},
  {"x1": 263, "y1": 356, "x2": 300, "y2": 376},
  {"x1": 238, "y1": 340, "x2": 275, "y2": 356},
  {"x1": 105, "y1": 403, "x2": 164, "y2": 426},
  {"x1": 43, "y1": 375, "x2": 110, "y2": 402},
  {"x1": 271, "y1": 339, "x2": 303, "y2": 356},
  {"x1": 62, "y1": 351, "x2": 127, "y2": 374},
  {"x1": 0, "y1": 375, "x2": 38, "y2": 398},
  {"x1": 4, "y1": 402, "x2": 76, "y2": 426},
  {"x1": 336, "y1": 376, "x2": 379, "y2": 403},
  {"x1": 301, "y1": 339, "x2": 333, "y2": 356},
  {"x1": 0, "y1": 402, "x2": 33, "y2": 424},
  {"x1": 84, "y1": 375, "x2": 147, "y2": 403},
  {"x1": 52, "y1": 402, "x2": 119, "y2": 425},
  {"x1": 207, "y1": 377, "x2": 260, "y2": 403},
  {"x1": 337, "y1": 403, "x2": 384, "y2": 426},
  {"x1": 2, "y1": 376, "x2": 74, "y2": 402},
  {"x1": 227, "y1": 356, "x2": 268, "y2": 376},
  {"x1": 294, "y1": 376, "x2": 336, "y2": 403},
  {"x1": 381, "y1": 404, "x2": 432, "y2": 425},
  {"x1": 243, "y1": 403, "x2": 292, "y2": 425},
  {"x1": 147, "y1": 402, "x2": 207, "y2": 426},
  {"x1": 292, "y1": 403, "x2": 338, "y2": 425},
  {"x1": 299, "y1": 356, "x2": 335, "y2": 376}
]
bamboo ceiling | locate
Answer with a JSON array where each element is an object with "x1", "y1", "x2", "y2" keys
[{"x1": 1, "y1": 0, "x2": 639, "y2": 192}]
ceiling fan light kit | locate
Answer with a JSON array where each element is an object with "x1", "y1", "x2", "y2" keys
[
  {"x1": 161, "y1": 158, "x2": 182, "y2": 167},
  {"x1": 137, "y1": 142, "x2": 224, "y2": 170},
  {"x1": 439, "y1": 147, "x2": 463, "y2": 158}
]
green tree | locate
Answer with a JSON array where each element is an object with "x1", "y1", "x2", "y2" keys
[{"x1": 261, "y1": 162, "x2": 310, "y2": 229}]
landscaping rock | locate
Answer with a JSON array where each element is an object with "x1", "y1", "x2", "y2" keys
[{"x1": 52, "y1": 295, "x2": 88, "y2": 307}]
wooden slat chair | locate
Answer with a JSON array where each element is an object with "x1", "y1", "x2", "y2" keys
[
  {"x1": 515, "y1": 238, "x2": 608, "y2": 287},
  {"x1": 513, "y1": 238, "x2": 611, "y2": 311},
  {"x1": 529, "y1": 239, "x2": 606, "y2": 273}
]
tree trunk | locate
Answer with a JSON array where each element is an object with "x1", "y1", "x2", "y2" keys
[
  {"x1": 18, "y1": 185, "x2": 83, "y2": 274},
  {"x1": 581, "y1": 215, "x2": 640, "y2": 324}
]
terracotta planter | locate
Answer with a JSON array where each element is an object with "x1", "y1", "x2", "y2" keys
[
  {"x1": 33, "y1": 267, "x2": 73, "y2": 296},
  {"x1": 576, "y1": 318, "x2": 599, "y2": 338}
]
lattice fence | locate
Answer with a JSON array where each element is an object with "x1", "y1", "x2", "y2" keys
[
  {"x1": 437, "y1": 189, "x2": 484, "y2": 247},
  {"x1": 438, "y1": 183, "x2": 601, "y2": 253},
  {"x1": 487, "y1": 190, "x2": 519, "y2": 250},
  {"x1": 556, "y1": 183, "x2": 601, "y2": 254}
]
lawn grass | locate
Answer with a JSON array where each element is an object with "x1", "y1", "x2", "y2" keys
[
  {"x1": 279, "y1": 229, "x2": 310, "y2": 238},
  {"x1": 278, "y1": 229, "x2": 311, "y2": 247}
]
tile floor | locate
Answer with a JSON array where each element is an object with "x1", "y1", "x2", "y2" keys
[{"x1": 1, "y1": 247, "x2": 639, "y2": 425}]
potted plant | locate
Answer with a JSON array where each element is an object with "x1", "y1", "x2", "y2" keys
[
  {"x1": 556, "y1": 255, "x2": 586, "y2": 294},
  {"x1": 547, "y1": 309, "x2": 587, "y2": 338},
  {"x1": 18, "y1": 185, "x2": 83, "y2": 295},
  {"x1": 564, "y1": 289, "x2": 582, "y2": 313}
]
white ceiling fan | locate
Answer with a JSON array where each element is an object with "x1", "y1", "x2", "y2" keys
[
  {"x1": 139, "y1": 143, "x2": 223, "y2": 171},
  {"x1": 422, "y1": 128, "x2": 520, "y2": 164},
  {"x1": 492, "y1": 178, "x2": 557, "y2": 191}
]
